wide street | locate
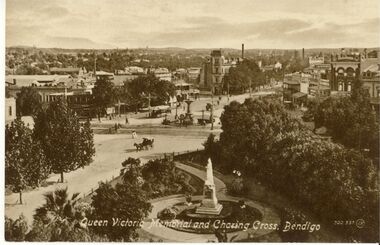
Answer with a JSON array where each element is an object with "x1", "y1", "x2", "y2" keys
[{"x1": 5, "y1": 92, "x2": 274, "y2": 224}]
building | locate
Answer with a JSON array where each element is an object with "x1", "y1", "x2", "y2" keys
[
  {"x1": 359, "y1": 50, "x2": 380, "y2": 109},
  {"x1": 283, "y1": 73, "x2": 311, "y2": 105},
  {"x1": 330, "y1": 49, "x2": 380, "y2": 99},
  {"x1": 303, "y1": 60, "x2": 331, "y2": 98},
  {"x1": 308, "y1": 74, "x2": 331, "y2": 98},
  {"x1": 261, "y1": 61, "x2": 282, "y2": 72},
  {"x1": 150, "y1": 68, "x2": 172, "y2": 82},
  {"x1": 330, "y1": 51, "x2": 360, "y2": 93},
  {"x1": 50, "y1": 67, "x2": 86, "y2": 76},
  {"x1": 308, "y1": 56, "x2": 325, "y2": 67},
  {"x1": 48, "y1": 90, "x2": 94, "y2": 119},
  {"x1": 274, "y1": 61, "x2": 282, "y2": 70},
  {"x1": 174, "y1": 81, "x2": 200, "y2": 100},
  {"x1": 187, "y1": 67, "x2": 201, "y2": 82},
  {"x1": 359, "y1": 50, "x2": 380, "y2": 99},
  {"x1": 173, "y1": 68, "x2": 188, "y2": 81},
  {"x1": 6, "y1": 75, "x2": 73, "y2": 87},
  {"x1": 199, "y1": 50, "x2": 235, "y2": 94},
  {"x1": 94, "y1": 71, "x2": 114, "y2": 81},
  {"x1": 124, "y1": 66, "x2": 146, "y2": 75}
]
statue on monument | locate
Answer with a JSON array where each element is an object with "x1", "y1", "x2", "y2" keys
[
  {"x1": 205, "y1": 158, "x2": 215, "y2": 185},
  {"x1": 196, "y1": 158, "x2": 223, "y2": 215}
]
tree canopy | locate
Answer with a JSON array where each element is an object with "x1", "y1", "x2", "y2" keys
[
  {"x1": 91, "y1": 182, "x2": 152, "y2": 241},
  {"x1": 92, "y1": 76, "x2": 116, "y2": 115},
  {"x1": 5, "y1": 119, "x2": 49, "y2": 203},
  {"x1": 33, "y1": 99, "x2": 95, "y2": 182},
  {"x1": 16, "y1": 87, "x2": 42, "y2": 116},
  {"x1": 206, "y1": 98, "x2": 378, "y2": 242},
  {"x1": 222, "y1": 59, "x2": 265, "y2": 94},
  {"x1": 313, "y1": 83, "x2": 379, "y2": 160},
  {"x1": 125, "y1": 74, "x2": 176, "y2": 108}
]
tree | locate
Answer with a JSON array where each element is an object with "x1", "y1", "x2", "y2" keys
[
  {"x1": 33, "y1": 99, "x2": 95, "y2": 183},
  {"x1": 5, "y1": 215, "x2": 29, "y2": 241},
  {"x1": 222, "y1": 59, "x2": 264, "y2": 94},
  {"x1": 92, "y1": 76, "x2": 115, "y2": 119},
  {"x1": 313, "y1": 82, "x2": 379, "y2": 160},
  {"x1": 28, "y1": 188, "x2": 92, "y2": 242},
  {"x1": 120, "y1": 157, "x2": 141, "y2": 177},
  {"x1": 210, "y1": 98, "x2": 379, "y2": 242},
  {"x1": 126, "y1": 74, "x2": 175, "y2": 109},
  {"x1": 16, "y1": 87, "x2": 42, "y2": 116},
  {"x1": 33, "y1": 188, "x2": 80, "y2": 224},
  {"x1": 5, "y1": 119, "x2": 49, "y2": 204},
  {"x1": 91, "y1": 182, "x2": 152, "y2": 241}
]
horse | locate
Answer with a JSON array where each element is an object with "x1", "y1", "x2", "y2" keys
[
  {"x1": 134, "y1": 143, "x2": 144, "y2": 152},
  {"x1": 142, "y1": 137, "x2": 154, "y2": 149}
]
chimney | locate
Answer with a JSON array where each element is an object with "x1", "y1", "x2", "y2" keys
[
  {"x1": 242, "y1": 43, "x2": 245, "y2": 59},
  {"x1": 302, "y1": 48, "x2": 305, "y2": 60}
]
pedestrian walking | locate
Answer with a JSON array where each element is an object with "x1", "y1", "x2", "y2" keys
[{"x1": 132, "y1": 130, "x2": 138, "y2": 139}]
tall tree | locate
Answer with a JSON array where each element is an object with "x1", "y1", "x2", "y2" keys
[
  {"x1": 92, "y1": 76, "x2": 115, "y2": 119},
  {"x1": 33, "y1": 99, "x2": 95, "y2": 183},
  {"x1": 5, "y1": 119, "x2": 49, "y2": 204},
  {"x1": 16, "y1": 87, "x2": 42, "y2": 116}
]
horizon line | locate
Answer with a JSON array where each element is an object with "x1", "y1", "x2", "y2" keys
[{"x1": 6, "y1": 45, "x2": 380, "y2": 51}]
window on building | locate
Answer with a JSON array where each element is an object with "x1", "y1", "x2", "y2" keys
[
  {"x1": 338, "y1": 82, "x2": 343, "y2": 91},
  {"x1": 347, "y1": 82, "x2": 352, "y2": 92},
  {"x1": 8, "y1": 106, "x2": 12, "y2": 116}
]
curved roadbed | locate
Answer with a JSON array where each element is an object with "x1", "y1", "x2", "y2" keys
[{"x1": 139, "y1": 162, "x2": 281, "y2": 242}]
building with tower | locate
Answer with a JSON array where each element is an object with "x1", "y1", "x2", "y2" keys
[
  {"x1": 330, "y1": 49, "x2": 380, "y2": 95},
  {"x1": 199, "y1": 48, "x2": 242, "y2": 94}
]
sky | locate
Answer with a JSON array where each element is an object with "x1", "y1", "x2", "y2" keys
[{"x1": 5, "y1": 0, "x2": 380, "y2": 49}]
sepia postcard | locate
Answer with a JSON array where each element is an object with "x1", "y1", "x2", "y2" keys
[{"x1": 3, "y1": 0, "x2": 379, "y2": 243}]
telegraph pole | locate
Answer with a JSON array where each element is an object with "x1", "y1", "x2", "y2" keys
[
  {"x1": 94, "y1": 51, "x2": 101, "y2": 122},
  {"x1": 148, "y1": 92, "x2": 151, "y2": 117},
  {"x1": 148, "y1": 71, "x2": 152, "y2": 117},
  {"x1": 227, "y1": 81, "x2": 230, "y2": 102},
  {"x1": 211, "y1": 85, "x2": 214, "y2": 130}
]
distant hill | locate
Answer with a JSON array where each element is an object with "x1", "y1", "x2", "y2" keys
[{"x1": 6, "y1": 46, "x2": 379, "y2": 56}]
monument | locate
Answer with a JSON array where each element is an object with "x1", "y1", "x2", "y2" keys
[
  {"x1": 183, "y1": 99, "x2": 194, "y2": 125},
  {"x1": 196, "y1": 158, "x2": 223, "y2": 215}
]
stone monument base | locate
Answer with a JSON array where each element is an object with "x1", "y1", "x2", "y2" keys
[{"x1": 196, "y1": 203, "x2": 223, "y2": 215}]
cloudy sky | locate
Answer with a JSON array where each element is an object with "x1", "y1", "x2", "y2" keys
[{"x1": 6, "y1": 0, "x2": 380, "y2": 49}]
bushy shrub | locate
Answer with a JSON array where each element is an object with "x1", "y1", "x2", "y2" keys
[
  {"x1": 157, "y1": 208, "x2": 176, "y2": 221},
  {"x1": 227, "y1": 177, "x2": 248, "y2": 196},
  {"x1": 5, "y1": 215, "x2": 28, "y2": 241}
]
